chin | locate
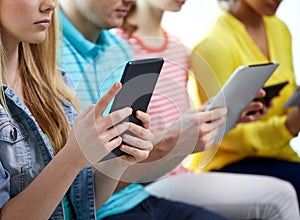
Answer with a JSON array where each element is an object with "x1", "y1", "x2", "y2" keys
[
  {"x1": 26, "y1": 36, "x2": 47, "y2": 44},
  {"x1": 110, "y1": 17, "x2": 125, "y2": 28},
  {"x1": 169, "y1": 7, "x2": 182, "y2": 12},
  {"x1": 265, "y1": 11, "x2": 276, "y2": 16}
]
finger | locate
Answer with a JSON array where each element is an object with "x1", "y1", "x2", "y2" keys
[
  {"x1": 239, "y1": 114, "x2": 257, "y2": 123},
  {"x1": 135, "y1": 110, "x2": 151, "y2": 129},
  {"x1": 95, "y1": 82, "x2": 122, "y2": 118},
  {"x1": 255, "y1": 89, "x2": 266, "y2": 98},
  {"x1": 203, "y1": 116, "x2": 226, "y2": 132},
  {"x1": 187, "y1": 106, "x2": 206, "y2": 114},
  {"x1": 105, "y1": 136, "x2": 123, "y2": 153},
  {"x1": 122, "y1": 133, "x2": 153, "y2": 150},
  {"x1": 262, "y1": 105, "x2": 269, "y2": 114},
  {"x1": 101, "y1": 107, "x2": 132, "y2": 129},
  {"x1": 198, "y1": 107, "x2": 227, "y2": 123},
  {"x1": 268, "y1": 100, "x2": 274, "y2": 108},
  {"x1": 127, "y1": 122, "x2": 154, "y2": 142},
  {"x1": 197, "y1": 105, "x2": 208, "y2": 112},
  {"x1": 103, "y1": 122, "x2": 130, "y2": 142},
  {"x1": 207, "y1": 127, "x2": 220, "y2": 143},
  {"x1": 205, "y1": 130, "x2": 219, "y2": 150},
  {"x1": 119, "y1": 144, "x2": 150, "y2": 162},
  {"x1": 245, "y1": 102, "x2": 264, "y2": 114}
]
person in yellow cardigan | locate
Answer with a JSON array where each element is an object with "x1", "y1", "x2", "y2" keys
[{"x1": 189, "y1": 0, "x2": 300, "y2": 201}]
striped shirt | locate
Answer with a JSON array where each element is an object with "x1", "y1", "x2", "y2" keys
[{"x1": 112, "y1": 28, "x2": 191, "y2": 132}]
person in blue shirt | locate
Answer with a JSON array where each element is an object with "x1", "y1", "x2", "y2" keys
[
  {"x1": 59, "y1": 0, "x2": 299, "y2": 219},
  {"x1": 0, "y1": 0, "x2": 154, "y2": 219}
]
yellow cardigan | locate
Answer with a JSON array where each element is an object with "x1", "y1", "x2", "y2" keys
[{"x1": 186, "y1": 10, "x2": 300, "y2": 172}]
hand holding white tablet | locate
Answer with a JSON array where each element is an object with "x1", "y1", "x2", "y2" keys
[{"x1": 206, "y1": 62, "x2": 279, "y2": 143}]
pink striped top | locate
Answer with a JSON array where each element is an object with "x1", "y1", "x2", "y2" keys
[{"x1": 113, "y1": 28, "x2": 191, "y2": 132}]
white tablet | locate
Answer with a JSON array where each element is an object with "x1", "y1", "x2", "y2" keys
[
  {"x1": 206, "y1": 62, "x2": 279, "y2": 143},
  {"x1": 283, "y1": 86, "x2": 300, "y2": 108}
]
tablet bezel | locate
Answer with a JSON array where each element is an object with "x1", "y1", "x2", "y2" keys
[{"x1": 206, "y1": 62, "x2": 279, "y2": 143}]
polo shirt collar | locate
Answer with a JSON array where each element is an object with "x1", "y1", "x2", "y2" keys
[{"x1": 60, "y1": 10, "x2": 101, "y2": 56}]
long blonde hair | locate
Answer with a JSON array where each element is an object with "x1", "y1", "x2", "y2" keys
[{"x1": 0, "y1": 7, "x2": 78, "y2": 153}]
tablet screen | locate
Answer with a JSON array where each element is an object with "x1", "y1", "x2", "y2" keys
[
  {"x1": 199, "y1": 62, "x2": 279, "y2": 168},
  {"x1": 206, "y1": 62, "x2": 279, "y2": 144}
]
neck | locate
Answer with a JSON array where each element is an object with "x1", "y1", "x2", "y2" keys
[
  {"x1": 128, "y1": 1, "x2": 164, "y2": 37},
  {"x1": 4, "y1": 54, "x2": 23, "y2": 99},
  {"x1": 3, "y1": 43, "x2": 20, "y2": 86},
  {"x1": 229, "y1": 1, "x2": 263, "y2": 28},
  {"x1": 2, "y1": 44, "x2": 23, "y2": 99},
  {"x1": 60, "y1": 3, "x2": 102, "y2": 43}
]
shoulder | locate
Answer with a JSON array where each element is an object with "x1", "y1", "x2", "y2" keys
[{"x1": 265, "y1": 16, "x2": 291, "y2": 37}]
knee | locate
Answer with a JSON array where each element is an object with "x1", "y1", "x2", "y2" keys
[{"x1": 261, "y1": 178, "x2": 299, "y2": 220}]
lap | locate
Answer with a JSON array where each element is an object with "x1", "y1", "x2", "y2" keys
[
  {"x1": 145, "y1": 172, "x2": 299, "y2": 220},
  {"x1": 102, "y1": 196, "x2": 229, "y2": 220},
  {"x1": 216, "y1": 157, "x2": 300, "y2": 192}
]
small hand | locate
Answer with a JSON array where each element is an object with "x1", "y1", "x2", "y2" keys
[
  {"x1": 238, "y1": 89, "x2": 268, "y2": 123},
  {"x1": 66, "y1": 82, "x2": 134, "y2": 168},
  {"x1": 168, "y1": 106, "x2": 227, "y2": 156}
]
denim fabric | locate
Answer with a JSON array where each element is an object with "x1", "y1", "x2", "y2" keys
[
  {"x1": 0, "y1": 72, "x2": 96, "y2": 219},
  {"x1": 102, "y1": 196, "x2": 230, "y2": 220}
]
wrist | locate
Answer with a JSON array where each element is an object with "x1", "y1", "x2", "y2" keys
[
  {"x1": 153, "y1": 128, "x2": 182, "y2": 158},
  {"x1": 61, "y1": 141, "x2": 89, "y2": 172},
  {"x1": 285, "y1": 108, "x2": 300, "y2": 137}
]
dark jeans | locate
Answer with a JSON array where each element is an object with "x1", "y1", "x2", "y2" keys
[
  {"x1": 215, "y1": 157, "x2": 300, "y2": 201},
  {"x1": 102, "y1": 196, "x2": 229, "y2": 220}
]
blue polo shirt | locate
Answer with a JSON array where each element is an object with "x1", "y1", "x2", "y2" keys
[
  {"x1": 59, "y1": 11, "x2": 150, "y2": 219},
  {"x1": 59, "y1": 10, "x2": 133, "y2": 114}
]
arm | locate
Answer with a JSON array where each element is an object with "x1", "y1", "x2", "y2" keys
[
  {"x1": 0, "y1": 144, "x2": 86, "y2": 220},
  {"x1": 93, "y1": 110, "x2": 153, "y2": 209},
  {"x1": 191, "y1": 31, "x2": 298, "y2": 157},
  {"x1": 118, "y1": 106, "x2": 227, "y2": 184},
  {"x1": 0, "y1": 82, "x2": 152, "y2": 219},
  {"x1": 286, "y1": 107, "x2": 300, "y2": 136}
]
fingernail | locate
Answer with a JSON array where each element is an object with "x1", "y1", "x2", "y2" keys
[
  {"x1": 127, "y1": 107, "x2": 133, "y2": 114},
  {"x1": 114, "y1": 82, "x2": 121, "y2": 88}
]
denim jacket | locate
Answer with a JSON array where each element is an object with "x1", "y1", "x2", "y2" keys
[{"x1": 0, "y1": 73, "x2": 96, "y2": 219}]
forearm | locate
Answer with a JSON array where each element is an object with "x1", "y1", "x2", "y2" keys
[
  {"x1": 118, "y1": 129, "x2": 186, "y2": 184},
  {"x1": 93, "y1": 163, "x2": 127, "y2": 210},
  {"x1": 285, "y1": 107, "x2": 300, "y2": 136},
  {"x1": 0, "y1": 144, "x2": 83, "y2": 220}
]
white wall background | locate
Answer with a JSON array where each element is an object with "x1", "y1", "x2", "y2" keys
[{"x1": 162, "y1": 0, "x2": 300, "y2": 153}]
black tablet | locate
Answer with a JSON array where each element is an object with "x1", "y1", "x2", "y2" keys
[
  {"x1": 247, "y1": 81, "x2": 289, "y2": 115},
  {"x1": 257, "y1": 81, "x2": 289, "y2": 106},
  {"x1": 101, "y1": 57, "x2": 164, "y2": 161}
]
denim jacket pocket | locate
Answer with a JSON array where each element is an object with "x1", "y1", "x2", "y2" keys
[
  {"x1": 0, "y1": 119, "x2": 32, "y2": 196},
  {"x1": 0, "y1": 120, "x2": 27, "y2": 144}
]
